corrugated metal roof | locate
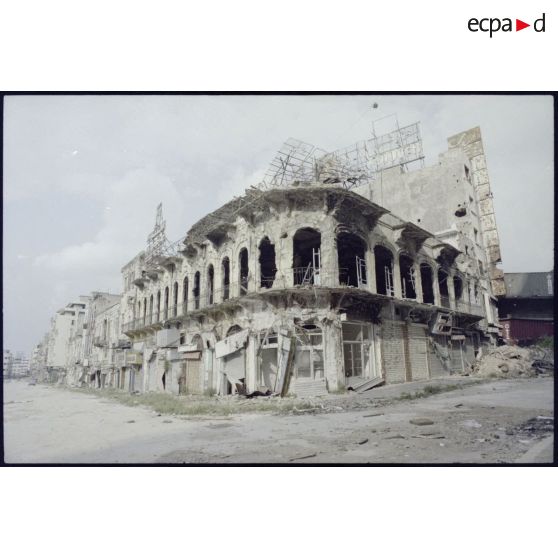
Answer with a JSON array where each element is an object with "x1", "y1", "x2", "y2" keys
[{"x1": 504, "y1": 272, "x2": 553, "y2": 298}]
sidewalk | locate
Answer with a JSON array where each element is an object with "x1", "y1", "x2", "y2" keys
[{"x1": 515, "y1": 435, "x2": 554, "y2": 464}]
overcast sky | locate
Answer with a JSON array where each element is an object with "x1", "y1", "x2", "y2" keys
[{"x1": 3, "y1": 94, "x2": 553, "y2": 354}]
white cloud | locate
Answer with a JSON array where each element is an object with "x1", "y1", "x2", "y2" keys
[{"x1": 33, "y1": 166, "x2": 194, "y2": 279}]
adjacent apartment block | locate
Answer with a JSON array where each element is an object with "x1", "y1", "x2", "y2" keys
[{"x1": 499, "y1": 271, "x2": 554, "y2": 345}]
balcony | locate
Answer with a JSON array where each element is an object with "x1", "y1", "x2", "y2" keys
[
  {"x1": 122, "y1": 269, "x2": 485, "y2": 335},
  {"x1": 456, "y1": 300, "x2": 485, "y2": 316}
]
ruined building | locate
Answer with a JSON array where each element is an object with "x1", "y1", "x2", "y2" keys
[
  {"x1": 116, "y1": 125, "x2": 503, "y2": 396},
  {"x1": 37, "y1": 123, "x2": 504, "y2": 397}
]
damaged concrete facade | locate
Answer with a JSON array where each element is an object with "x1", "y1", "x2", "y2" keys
[
  {"x1": 119, "y1": 125, "x2": 500, "y2": 396},
  {"x1": 36, "y1": 126, "x2": 502, "y2": 397}
]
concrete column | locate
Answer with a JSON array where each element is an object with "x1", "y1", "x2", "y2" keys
[
  {"x1": 433, "y1": 267, "x2": 442, "y2": 306},
  {"x1": 278, "y1": 233, "x2": 294, "y2": 288},
  {"x1": 253, "y1": 240, "x2": 261, "y2": 293},
  {"x1": 245, "y1": 334, "x2": 258, "y2": 392},
  {"x1": 448, "y1": 273, "x2": 456, "y2": 310},
  {"x1": 414, "y1": 262, "x2": 423, "y2": 303},
  {"x1": 320, "y1": 225, "x2": 338, "y2": 287},
  {"x1": 393, "y1": 255, "x2": 403, "y2": 299},
  {"x1": 248, "y1": 237, "x2": 257, "y2": 293},
  {"x1": 365, "y1": 246, "x2": 376, "y2": 293},
  {"x1": 324, "y1": 321, "x2": 344, "y2": 391}
]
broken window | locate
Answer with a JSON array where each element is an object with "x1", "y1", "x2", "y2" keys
[
  {"x1": 293, "y1": 228, "x2": 321, "y2": 285},
  {"x1": 193, "y1": 271, "x2": 200, "y2": 309},
  {"x1": 259, "y1": 237, "x2": 277, "y2": 288},
  {"x1": 399, "y1": 254, "x2": 417, "y2": 299},
  {"x1": 453, "y1": 275, "x2": 463, "y2": 301},
  {"x1": 374, "y1": 245, "x2": 394, "y2": 296},
  {"x1": 473, "y1": 282, "x2": 480, "y2": 304},
  {"x1": 294, "y1": 323, "x2": 324, "y2": 380},
  {"x1": 182, "y1": 276, "x2": 189, "y2": 314},
  {"x1": 239, "y1": 248, "x2": 249, "y2": 296},
  {"x1": 464, "y1": 165, "x2": 470, "y2": 181},
  {"x1": 337, "y1": 232, "x2": 367, "y2": 288},
  {"x1": 164, "y1": 286, "x2": 169, "y2": 320},
  {"x1": 173, "y1": 281, "x2": 178, "y2": 317},
  {"x1": 207, "y1": 264, "x2": 214, "y2": 305},
  {"x1": 438, "y1": 268, "x2": 450, "y2": 307},
  {"x1": 342, "y1": 322, "x2": 374, "y2": 384},
  {"x1": 223, "y1": 325, "x2": 245, "y2": 394},
  {"x1": 259, "y1": 328, "x2": 278, "y2": 390},
  {"x1": 149, "y1": 295, "x2": 154, "y2": 324},
  {"x1": 222, "y1": 257, "x2": 230, "y2": 300},
  {"x1": 420, "y1": 263, "x2": 435, "y2": 304},
  {"x1": 143, "y1": 299, "x2": 147, "y2": 325}
]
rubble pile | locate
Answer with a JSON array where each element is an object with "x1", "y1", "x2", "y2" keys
[{"x1": 470, "y1": 344, "x2": 554, "y2": 378}]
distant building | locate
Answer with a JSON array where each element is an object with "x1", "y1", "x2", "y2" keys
[
  {"x1": 498, "y1": 271, "x2": 554, "y2": 345},
  {"x1": 3, "y1": 350, "x2": 14, "y2": 378},
  {"x1": 3, "y1": 350, "x2": 29, "y2": 378},
  {"x1": 11, "y1": 352, "x2": 30, "y2": 377}
]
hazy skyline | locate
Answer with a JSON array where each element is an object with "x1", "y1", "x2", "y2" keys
[{"x1": 3, "y1": 94, "x2": 554, "y2": 354}]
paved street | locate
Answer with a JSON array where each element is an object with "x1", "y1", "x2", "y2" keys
[{"x1": 3, "y1": 377, "x2": 554, "y2": 463}]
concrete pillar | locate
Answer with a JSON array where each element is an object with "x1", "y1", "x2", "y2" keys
[
  {"x1": 321, "y1": 225, "x2": 338, "y2": 287},
  {"x1": 214, "y1": 260, "x2": 222, "y2": 303},
  {"x1": 433, "y1": 267, "x2": 442, "y2": 306},
  {"x1": 393, "y1": 255, "x2": 403, "y2": 299},
  {"x1": 365, "y1": 246, "x2": 376, "y2": 293},
  {"x1": 248, "y1": 237, "x2": 257, "y2": 293},
  {"x1": 448, "y1": 273, "x2": 456, "y2": 310},
  {"x1": 245, "y1": 334, "x2": 258, "y2": 392},
  {"x1": 254, "y1": 240, "x2": 261, "y2": 293},
  {"x1": 324, "y1": 321, "x2": 343, "y2": 391},
  {"x1": 414, "y1": 262, "x2": 423, "y2": 303},
  {"x1": 278, "y1": 233, "x2": 294, "y2": 288}
]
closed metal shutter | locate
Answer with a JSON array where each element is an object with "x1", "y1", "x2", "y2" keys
[
  {"x1": 179, "y1": 357, "x2": 203, "y2": 395},
  {"x1": 381, "y1": 321, "x2": 406, "y2": 384},
  {"x1": 408, "y1": 324, "x2": 429, "y2": 381}
]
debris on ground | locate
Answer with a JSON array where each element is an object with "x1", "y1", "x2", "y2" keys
[
  {"x1": 469, "y1": 345, "x2": 554, "y2": 378},
  {"x1": 506, "y1": 416, "x2": 554, "y2": 440},
  {"x1": 289, "y1": 452, "x2": 317, "y2": 462},
  {"x1": 410, "y1": 418, "x2": 434, "y2": 426}
]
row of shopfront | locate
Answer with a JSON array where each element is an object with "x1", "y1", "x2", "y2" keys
[{"x1": 84, "y1": 312, "x2": 485, "y2": 397}]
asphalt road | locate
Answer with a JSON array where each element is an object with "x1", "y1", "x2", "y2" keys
[{"x1": 3, "y1": 377, "x2": 554, "y2": 464}]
